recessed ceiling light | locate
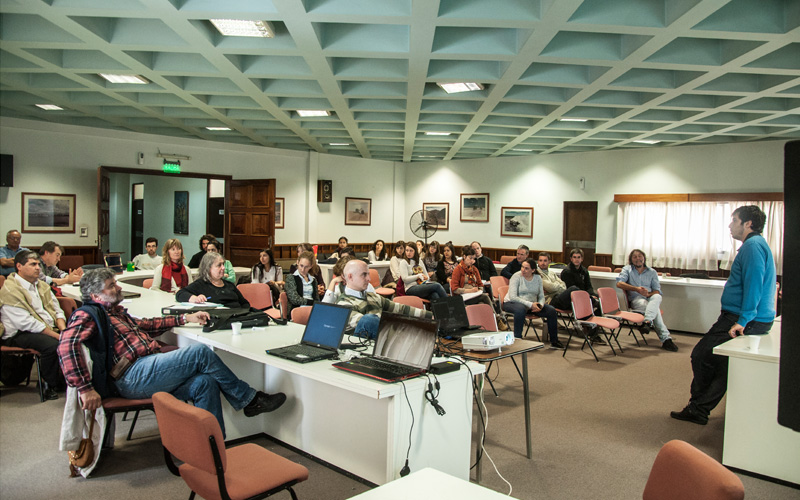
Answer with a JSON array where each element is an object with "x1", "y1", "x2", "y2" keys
[
  {"x1": 424, "y1": 131, "x2": 451, "y2": 136},
  {"x1": 297, "y1": 110, "x2": 330, "y2": 117},
  {"x1": 329, "y1": 142, "x2": 350, "y2": 146},
  {"x1": 436, "y1": 82, "x2": 484, "y2": 94},
  {"x1": 559, "y1": 118, "x2": 588, "y2": 122},
  {"x1": 35, "y1": 104, "x2": 63, "y2": 111},
  {"x1": 633, "y1": 140, "x2": 661, "y2": 145},
  {"x1": 210, "y1": 19, "x2": 275, "y2": 38},
  {"x1": 205, "y1": 126, "x2": 232, "y2": 131},
  {"x1": 512, "y1": 148, "x2": 533, "y2": 152},
  {"x1": 99, "y1": 73, "x2": 149, "y2": 84},
  {"x1": 418, "y1": 155, "x2": 438, "y2": 158}
]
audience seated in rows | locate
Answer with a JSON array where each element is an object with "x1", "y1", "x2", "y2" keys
[
  {"x1": 399, "y1": 242, "x2": 447, "y2": 301},
  {"x1": 151, "y1": 239, "x2": 194, "y2": 293},
  {"x1": 503, "y1": 257, "x2": 562, "y2": 349},
  {"x1": 451, "y1": 246, "x2": 508, "y2": 330},
  {"x1": 177, "y1": 253, "x2": 250, "y2": 309}
]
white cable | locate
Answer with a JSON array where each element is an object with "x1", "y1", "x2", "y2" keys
[{"x1": 478, "y1": 374, "x2": 514, "y2": 496}]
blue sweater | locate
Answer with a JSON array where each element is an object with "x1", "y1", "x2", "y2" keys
[{"x1": 721, "y1": 233, "x2": 776, "y2": 326}]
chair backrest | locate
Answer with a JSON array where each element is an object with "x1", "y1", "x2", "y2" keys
[
  {"x1": 279, "y1": 291, "x2": 289, "y2": 320},
  {"x1": 58, "y1": 254, "x2": 84, "y2": 272},
  {"x1": 56, "y1": 297, "x2": 78, "y2": 319},
  {"x1": 152, "y1": 392, "x2": 227, "y2": 476},
  {"x1": 613, "y1": 268, "x2": 623, "y2": 273},
  {"x1": 466, "y1": 303, "x2": 497, "y2": 331},
  {"x1": 499, "y1": 255, "x2": 515, "y2": 264},
  {"x1": 497, "y1": 285, "x2": 509, "y2": 305},
  {"x1": 597, "y1": 287, "x2": 621, "y2": 315},
  {"x1": 368, "y1": 268, "x2": 381, "y2": 288},
  {"x1": 291, "y1": 305, "x2": 312, "y2": 325},
  {"x1": 489, "y1": 276, "x2": 509, "y2": 298},
  {"x1": 237, "y1": 283, "x2": 273, "y2": 310},
  {"x1": 643, "y1": 440, "x2": 744, "y2": 500},
  {"x1": 588, "y1": 265, "x2": 612, "y2": 272},
  {"x1": 393, "y1": 295, "x2": 424, "y2": 309},
  {"x1": 570, "y1": 290, "x2": 593, "y2": 320},
  {"x1": 143, "y1": 278, "x2": 154, "y2": 289}
]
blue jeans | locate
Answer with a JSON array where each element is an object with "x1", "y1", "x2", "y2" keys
[
  {"x1": 115, "y1": 343, "x2": 256, "y2": 437},
  {"x1": 629, "y1": 294, "x2": 671, "y2": 343},
  {"x1": 503, "y1": 301, "x2": 559, "y2": 342},
  {"x1": 406, "y1": 282, "x2": 447, "y2": 300},
  {"x1": 355, "y1": 314, "x2": 380, "y2": 339}
]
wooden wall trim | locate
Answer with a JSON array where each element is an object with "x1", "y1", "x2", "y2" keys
[{"x1": 614, "y1": 192, "x2": 783, "y2": 203}]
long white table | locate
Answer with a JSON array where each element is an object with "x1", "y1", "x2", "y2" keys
[
  {"x1": 61, "y1": 280, "x2": 482, "y2": 486},
  {"x1": 713, "y1": 319, "x2": 800, "y2": 484},
  {"x1": 114, "y1": 267, "x2": 250, "y2": 287}
]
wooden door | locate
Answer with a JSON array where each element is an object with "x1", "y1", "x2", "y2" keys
[
  {"x1": 226, "y1": 179, "x2": 275, "y2": 267},
  {"x1": 98, "y1": 167, "x2": 111, "y2": 259},
  {"x1": 563, "y1": 201, "x2": 598, "y2": 265}
]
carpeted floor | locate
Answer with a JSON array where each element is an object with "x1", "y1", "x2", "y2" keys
[{"x1": 1, "y1": 331, "x2": 797, "y2": 499}]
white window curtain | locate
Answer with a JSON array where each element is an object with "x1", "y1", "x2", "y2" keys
[{"x1": 614, "y1": 201, "x2": 783, "y2": 273}]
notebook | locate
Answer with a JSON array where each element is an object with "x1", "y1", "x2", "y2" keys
[
  {"x1": 332, "y1": 312, "x2": 438, "y2": 382},
  {"x1": 430, "y1": 295, "x2": 483, "y2": 338},
  {"x1": 266, "y1": 302, "x2": 351, "y2": 363}
]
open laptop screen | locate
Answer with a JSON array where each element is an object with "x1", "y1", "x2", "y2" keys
[
  {"x1": 302, "y1": 302, "x2": 351, "y2": 348},
  {"x1": 431, "y1": 295, "x2": 470, "y2": 332},
  {"x1": 373, "y1": 312, "x2": 438, "y2": 371}
]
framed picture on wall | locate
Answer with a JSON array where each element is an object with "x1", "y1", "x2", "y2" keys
[
  {"x1": 422, "y1": 202, "x2": 449, "y2": 230},
  {"x1": 21, "y1": 192, "x2": 76, "y2": 233},
  {"x1": 345, "y1": 197, "x2": 371, "y2": 226},
  {"x1": 275, "y1": 198, "x2": 285, "y2": 229},
  {"x1": 460, "y1": 193, "x2": 489, "y2": 222},
  {"x1": 174, "y1": 191, "x2": 189, "y2": 234},
  {"x1": 501, "y1": 207, "x2": 533, "y2": 238}
]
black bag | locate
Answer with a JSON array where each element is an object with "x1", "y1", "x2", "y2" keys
[
  {"x1": 202, "y1": 308, "x2": 271, "y2": 332},
  {"x1": 0, "y1": 350, "x2": 36, "y2": 386}
]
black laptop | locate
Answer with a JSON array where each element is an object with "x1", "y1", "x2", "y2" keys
[
  {"x1": 266, "y1": 303, "x2": 351, "y2": 363},
  {"x1": 430, "y1": 295, "x2": 483, "y2": 338},
  {"x1": 332, "y1": 312, "x2": 438, "y2": 382}
]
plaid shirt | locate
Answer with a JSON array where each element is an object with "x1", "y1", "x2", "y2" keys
[{"x1": 57, "y1": 305, "x2": 183, "y2": 394}]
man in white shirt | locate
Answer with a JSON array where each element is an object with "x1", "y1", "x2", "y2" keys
[
  {"x1": 132, "y1": 237, "x2": 161, "y2": 270},
  {"x1": 0, "y1": 250, "x2": 66, "y2": 399}
]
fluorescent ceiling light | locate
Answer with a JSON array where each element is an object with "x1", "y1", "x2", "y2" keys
[
  {"x1": 205, "y1": 126, "x2": 231, "y2": 131},
  {"x1": 329, "y1": 142, "x2": 350, "y2": 146},
  {"x1": 210, "y1": 19, "x2": 275, "y2": 38},
  {"x1": 297, "y1": 110, "x2": 330, "y2": 117},
  {"x1": 425, "y1": 131, "x2": 451, "y2": 136},
  {"x1": 559, "y1": 118, "x2": 588, "y2": 122},
  {"x1": 633, "y1": 140, "x2": 661, "y2": 145},
  {"x1": 436, "y1": 82, "x2": 484, "y2": 94},
  {"x1": 99, "y1": 73, "x2": 149, "y2": 84},
  {"x1": 35, "y1": 104, "x2": 63, "y2": 111},
  {"x1": 418, "y1": 155, "x2": 438, "y2": 158},
  {"x1": 512, "y1": 148, "x2": 533, "y2": 152}
]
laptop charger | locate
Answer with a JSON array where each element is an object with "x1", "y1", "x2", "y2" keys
[{"x1": 429, "y1": 361, "x2": 460, "y2": 375}]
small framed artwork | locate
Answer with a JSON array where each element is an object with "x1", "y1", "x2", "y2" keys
[
  {"x1": 460, "y1": 193, "x2": 489, "y2": 222},
  {"x1": 21, "y1": 192, "x2": 76, "y2": 233},
  {"x1": 345, "y1": 197, "x2": 372, "y2": 226},
  {"x1": 275, "y1": 198, "x2": 285, "y2": 229},
  {"x1": 174, "y1": 191, "x2": 189, "y2": 235},
  {"x1": 422, "y1": 202, "x2": 449, "y2": 230},
  {"x1": 501, "y1": 207, "x2": 533, "y2": 238}
]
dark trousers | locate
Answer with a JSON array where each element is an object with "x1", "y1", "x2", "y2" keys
[
  {"x1": 549, "y1": 286, "x2": 580, "y2": 310},
  {"x1": 5, "y1": 331, "x2": 64, "y2": 389},
  {"x1": 503, "y1": 301, "x2": 559, "y2": 341},
  {"x1": 688, "y1": 311, "x2": 772, "y2": 417}
]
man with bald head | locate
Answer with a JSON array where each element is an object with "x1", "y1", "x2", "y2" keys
[{"x1": 336, "y1": 260, "x2": 431, "y2": 339}]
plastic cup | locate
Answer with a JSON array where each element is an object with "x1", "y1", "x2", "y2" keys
[
  {"x1": 742, "y1": 334, "x2": 760, "y2": 351},
  {"x1": 231, "y1": 322, "x2": 242, "y2": 335}
]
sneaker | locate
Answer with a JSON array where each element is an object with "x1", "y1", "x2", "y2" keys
[
  {"x1": 670, "y1": 406, "x2": 708, "y2": 425},
  {"x1": 662, "y1": 339, "x2": 678, "y2": 352},
  {"x1": 639, "y1": 320, "x2": 652, "y2": 334},
  {"x1": 550, "y1": 340, "x2": 565, "y2": 350},
  {"x1": 244, "y1": 391, "x2": 286, "y2": 417}
]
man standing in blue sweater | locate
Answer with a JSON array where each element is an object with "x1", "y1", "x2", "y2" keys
[{"x1": 671, "y1": 205, "x2": 776, "y2": 425}]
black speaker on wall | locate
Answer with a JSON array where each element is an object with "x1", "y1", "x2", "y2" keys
[
  {"x1": 0, "y1": 154, "x2": 12, "y2": 187},
  {"x1": 779, "y1": 139, "x2": 799, "y2": 432}
]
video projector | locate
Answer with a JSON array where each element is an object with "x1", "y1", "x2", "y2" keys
[{"x1": 461, "y1": 331, "x2": 515, "y2": 351}]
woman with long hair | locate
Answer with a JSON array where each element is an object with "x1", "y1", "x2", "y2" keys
[
  {"x1": 435, "y1": 241, "x2": 458, "y2": 286},
  {"x1": 151, "y1": 238, "x2": 193, "y2": 293},
  {"x1": 250, "y1": 247, "x2": 284, "y2": 305},
  {"x1": 177, "y1": 252, "x2": 250, "y2": 309},
  {"x1": 422, "y1": 240, "x2": 440, "y2": 280},
  {"x1": 399, "y1": 242, "x2": 447, "y2": 300},
  {"x1": 368, "y1": 239, "x2": 389, "y2": 262},
  {"x1": 388, "y1": 240, "x2": 406, "y2": 285},
  {"x1": 284, "y1": 250, "x2": 321, "y2": 313},
  {"x1": 289, "y1": 242, "x2": 326, "y2": 295}
]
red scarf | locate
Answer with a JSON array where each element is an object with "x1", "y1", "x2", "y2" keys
[{"x1": 160, "y1": 261, "x2": 188, "y2": 292}]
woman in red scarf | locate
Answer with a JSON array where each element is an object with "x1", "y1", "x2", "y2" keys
[{"x1": 150, "y1": 238, "x2": 193, "y2": 293}]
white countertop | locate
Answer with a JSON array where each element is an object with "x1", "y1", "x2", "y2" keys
[{"x1": 713, "y1": 318, "x2": 781, "y2": 363}]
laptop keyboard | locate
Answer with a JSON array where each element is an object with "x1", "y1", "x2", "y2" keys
[
  {"x1": 357, "y1": 357, "x2": 416, "y2": 375},
  {"x1": 287, "y1": 345, "x2": 330, "y2": 356}
]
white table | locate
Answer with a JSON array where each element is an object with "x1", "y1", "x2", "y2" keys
[
  {"x1": 713, "y1": 319, "x2": 800, "y2": 484},
  {"x1": 348, "y1": 467, "x2": 517, "y2": 499},
  {"x1": 114, "y1": 267, "x2": 250, "y2": 287},
  {"x1": 319, "y1": 261, "x2": 391, "y2": 285}
]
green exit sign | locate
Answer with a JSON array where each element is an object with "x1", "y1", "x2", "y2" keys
[{"x1": 163, "y1": 160, "x2": 181, "y2": 173}]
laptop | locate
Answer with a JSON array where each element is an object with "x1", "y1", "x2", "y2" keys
[
  {"x1": 430, "y1": 295, "x2": 483, "y2": 338},
  {"x1": 266, "y1": 302, "x2": 351, "y2": 363},
  {"x1": 332, "y1": 312, "x2": 438, "y2": 382}
]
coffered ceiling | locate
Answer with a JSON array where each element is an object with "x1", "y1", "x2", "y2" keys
[{"x1": 1, "y1": 0, "x2": 798, "y2": 162}]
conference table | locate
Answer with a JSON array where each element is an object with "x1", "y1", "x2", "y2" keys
[
  {"x1": 60, "y1": 280, "x2": 482, "y2": 486},
  {"x1": 713, "y1": 318, "x2": 799, "y2": 484},
  {"x1": 114, "y1": 267, "x2": 251, "y2": 287},
  {"x1": 492, "y1": 263, "x2": 726, "y2": 334}
]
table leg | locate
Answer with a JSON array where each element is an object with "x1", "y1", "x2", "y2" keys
[
  {"x1": 523, "y1": 352, "x2": 531, "y2": 459},
  {"x1": 475, "y1": 372, "x2": 485, "y2": 483}
]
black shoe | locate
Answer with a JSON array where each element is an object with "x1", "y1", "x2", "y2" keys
[
  {"x1": 589, "y1": 334, "x2": 607, "y2": 346},
  {"x1": 670, "y1": 406, "x2": 708, "y2": 425},
  {"x1": 662, "y1": 339, "x2": 679, "y2": 352},
  {"x1": 244, "y1": 391, "x2": 286, "y2": 417},
  {"x1": 42, "y1": 386, "x2": 59, "y2": 401},
  {"x1": 639, "y1": 320, "x2": 652, "y2": 334},
  {"x1": 550, "y1": 340, "x2": 565, "y2": 350}
]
